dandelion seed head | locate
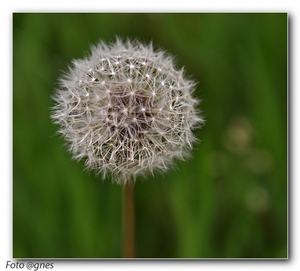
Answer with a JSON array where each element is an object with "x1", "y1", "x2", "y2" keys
[{"x1": 51, "y1": 38, "x2": 204, "y2": 184}]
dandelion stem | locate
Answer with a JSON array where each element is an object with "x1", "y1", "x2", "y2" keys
[{"x1": 123, "y1": 179, "x2": 135, "y2": 258}]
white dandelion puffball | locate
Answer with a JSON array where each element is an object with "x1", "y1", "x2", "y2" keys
[{"x1": 51, "y1": 38, "x2": 203, "y2": 184}]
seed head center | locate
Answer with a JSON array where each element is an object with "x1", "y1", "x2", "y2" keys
[{"x1": 106, "y1": 89, "x2": 153, "y2": 140}]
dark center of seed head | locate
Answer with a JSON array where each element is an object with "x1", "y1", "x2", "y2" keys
[{"x1": 107, "y1": 89, "x2": 153, "y2": 140}]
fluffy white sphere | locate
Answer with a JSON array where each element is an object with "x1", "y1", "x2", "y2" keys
[{"x1": 51, "y1": 38, "x2": 203, "y2": 184}]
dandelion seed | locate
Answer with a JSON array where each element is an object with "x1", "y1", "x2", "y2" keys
[{"x1": 51, "y1": 38, "x2": 204, "y2": 184}]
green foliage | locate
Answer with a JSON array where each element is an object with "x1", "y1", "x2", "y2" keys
[{"x1": 13, "y1": 13, "x2": 287, "y2": 258}]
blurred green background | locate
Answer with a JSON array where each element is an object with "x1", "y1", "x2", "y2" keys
[{"x1": 13, "y1": 13, "x2": 287, "y2": 258}]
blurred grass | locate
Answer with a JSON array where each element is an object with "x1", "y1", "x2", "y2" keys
[{"x1": 13, "y1": 13, "x2": 287, "y2": 258}]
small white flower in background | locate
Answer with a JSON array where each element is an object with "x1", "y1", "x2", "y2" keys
[{"x1": 51, "y1": 38, "x2": 204, "y2": 184}]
